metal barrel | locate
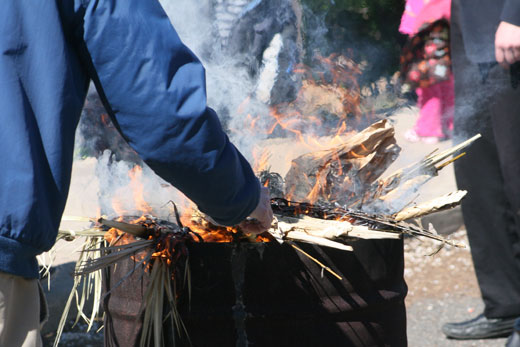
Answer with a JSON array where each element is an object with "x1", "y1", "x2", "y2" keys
[{"x1": 103, "y1": 239, "x2": 407, "y2": 347}]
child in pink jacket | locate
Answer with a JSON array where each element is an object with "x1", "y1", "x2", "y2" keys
[{"x1": 400, "y1": 0, "x2": 454, "y2": 144}]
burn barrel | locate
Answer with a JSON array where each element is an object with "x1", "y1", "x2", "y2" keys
[{"x1": 103, "y1": 239, "x2": 407, "y2": 347}]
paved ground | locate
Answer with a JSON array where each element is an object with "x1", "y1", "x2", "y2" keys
[{"x1": 42, "y1": 107, "x2": 511, "y2": 346}]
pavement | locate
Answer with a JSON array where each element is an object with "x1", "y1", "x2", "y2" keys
[{"x1": 41, "y1": 106, "x2": 510, "y2": 346}]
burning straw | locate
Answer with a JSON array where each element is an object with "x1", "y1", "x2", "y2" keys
[
  {"x1": 51, "y1": 121, "x2": 479, "y2": 346},
  {"x1": 53, "y1": 195, "x2": 466, "y2": 345},
  {"x1": 54, "y1": 213, "x2": 194, "y2": 347}
]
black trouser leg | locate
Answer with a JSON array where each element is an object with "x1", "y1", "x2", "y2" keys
[{"x1": 451, "y1": 0, "x2": 520, "y2": 318}]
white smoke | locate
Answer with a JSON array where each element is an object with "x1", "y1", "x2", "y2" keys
[
  {"x1": 85, "y1": 0, "x2": 277, "y2": 217},
  {"x1": 160, "y1": 0, "x2": 272, "y2": 158},
  {"x1": 255, "y1": 34, "x2": 283, "y2": 103},
  {"x1": 95, "y1": 151, "x2": 184, "y2": 218}
]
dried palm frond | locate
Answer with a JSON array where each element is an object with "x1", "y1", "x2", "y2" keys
[
  {"x1": 393, "y1": 190, "x2": 467, "y2": 221},
  {"x1": 57, "y1": 228, "x2": 107, "y2": 241},
  {"x1": 361, "y1": 134, "x2": 481, "y2": 208},
  {"x1": 53, "y1": 234, "x2": 105, "y2": 347},
  {"x1": 67, "y1": 214, "x2": 193, "y2": 347},
  {"x1": 38, "y1": 248, "x2": 57, "y2": 290},
  {"x1": 52, "y1": 211, "x2": 194, "y2": 347},
  {"x1": 139, "y1": 258, "x2": 191, "y2": 347},
  {"x1": 270, "y1": 198, "x2": 465, "y2": 248}
]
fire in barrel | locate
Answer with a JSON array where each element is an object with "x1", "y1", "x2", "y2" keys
[{"x1": 55, "y1": 114, "x2": 475, "y2": 347}]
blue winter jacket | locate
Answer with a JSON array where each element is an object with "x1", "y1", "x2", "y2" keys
[{"x1": 0, "y1": 0, "x2": 260, "y2": 279}]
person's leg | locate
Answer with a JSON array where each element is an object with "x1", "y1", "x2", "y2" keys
[
  {"x1": 440, "y1": 76, "x2": 454, "y2": 136},
  {"x1": 486, "y1": 65, "x2": 520, "y2": 318},
  {"x1": 453, "y1": 76, "x2": 520, "y2": 320},
  {"x1": 452, "y1": 84, "x2": 519, "y2": 319},
  {"x1": 0, "y1": 272, "x2": 42, "y2": 347},
  {"x1": 414, "y1": 84, "x2": 445, "y2": 138}
]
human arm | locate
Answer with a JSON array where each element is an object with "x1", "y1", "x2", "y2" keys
[{"x1": 71, "y1": 0, "x2": 272, "y2": 228}]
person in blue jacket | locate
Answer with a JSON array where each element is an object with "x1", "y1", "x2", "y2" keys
[{"x1": 0, "y1": 0, "x2": 273, "y2": 345}]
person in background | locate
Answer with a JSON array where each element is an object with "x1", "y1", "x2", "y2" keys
[
  {"x1": 441, "y1": 0, "x2": 520, "y2": 344},
  {"x1": 0, "y1": 1, "x2": 273, "y2": 346},
  {"x1": 400, "y1": 0, "x2": 454, "y2": 144}
]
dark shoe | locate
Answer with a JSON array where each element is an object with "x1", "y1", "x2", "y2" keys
[
  {"x1": 442, "y1": 313, "x2": 517, "y2": 339},
  {"x1": 506, "y1": 318, "x2": 520, "y2": 347}
]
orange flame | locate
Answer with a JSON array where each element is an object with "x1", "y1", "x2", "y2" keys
[
  {"x1": 305, "y1": 166, "x2": 328, "y2": 204},
  {"x1": 103, "y1": 53, "x2": 367, "y2": 245},
  {"x1": 111, "y1": 197, "x2": 127, "y2": 216},
  {"x1": 252, "y1": 147, "x2": 271, "y2": 173},
  {"x1": 128, "y1": 166, "x2": 153, "y2": 215}
]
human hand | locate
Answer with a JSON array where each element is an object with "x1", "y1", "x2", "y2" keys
[
  {"x1": 495, "y1": 21, "x2": 520, "y2": 68},
  {"x1": 238, "y1": 186, "x2": 274, "y2": 235}
]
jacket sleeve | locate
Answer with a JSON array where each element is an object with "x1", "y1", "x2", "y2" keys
[
  {"x1": 501, "y1": 0, "x2": 520, "y2": 26},
  {"x1": 76, "y1": 0, "x2": 260, "y2": 225}
]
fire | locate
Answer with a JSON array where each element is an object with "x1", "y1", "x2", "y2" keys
[
  {"x1": 110, "y1": 197, "x2": 126, "y2": 216},
  {"x1": 305, "y1": 167, "x2": 328, "y2": 204},
  {"x1": 229, "y1": 53, "x2": 363, "y2": 155},
  {"x1": 268, "y1": 53, "x2": 377, "y2": 206},
  {"x1": 331, "y1": 150, "x2": 343, "y2": 176},
  {"x1": 102, "y1": 215, "x2": 194, "y2": 271},
  {"x1": 107, "y1": 165, "x2": 154, "y2": 217},
  {"x1": 179, "y1": 206, "x2": 270, "y2": 243},
  {"x1": 100, "y1": 113, "x2": 111, "y2": 126},
  {"x1": 263, "y1": 54, "x2": 365, "y2": 144},
  {"x1": 183, "y1": 223, "x2": 271, "y2": 244},
  {"x1": 101, "y1": 53, "x2": 368, "y2": 245},
  {"x1": 252, "y1": 147, "x2": 271, "y2": 173},
  {"x1": 104, "y1": 226, "x2": 134, "y2": 247},
  {"x1": 128, "y1": 166, "x2": 153, "y2": 215}
]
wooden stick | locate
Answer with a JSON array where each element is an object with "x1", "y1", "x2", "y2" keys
[
  {"x1": 425, "y1": 134, "x2": 481, "y2": 164},
  {"x1": 371, "y1": 134, "x2": 481, "y2": 199},
  {"x1": 289, "y1": 242, "x2": 343, "y2": 280},
  {"x1": 285, "y1": 231, "x2": 354, "y2": 251},
  {"x1": 97, "y1": 218, "x2": 149, "y2": 238},
  {"x1": 61, "y1": 216, "x2": 95, "y2": 222},
  {"x1": 58, "y1": 229, "x2": 106, "y2": 240},
  {"x1": 394, "y1": 190, "x2": 467, "y2": 221},
  {"x1": 276, "y1": 215, "x2": 400, "y2": 240},
  {"x1": 435, "y1": 152, "x2": 466, "y2": 171}
]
